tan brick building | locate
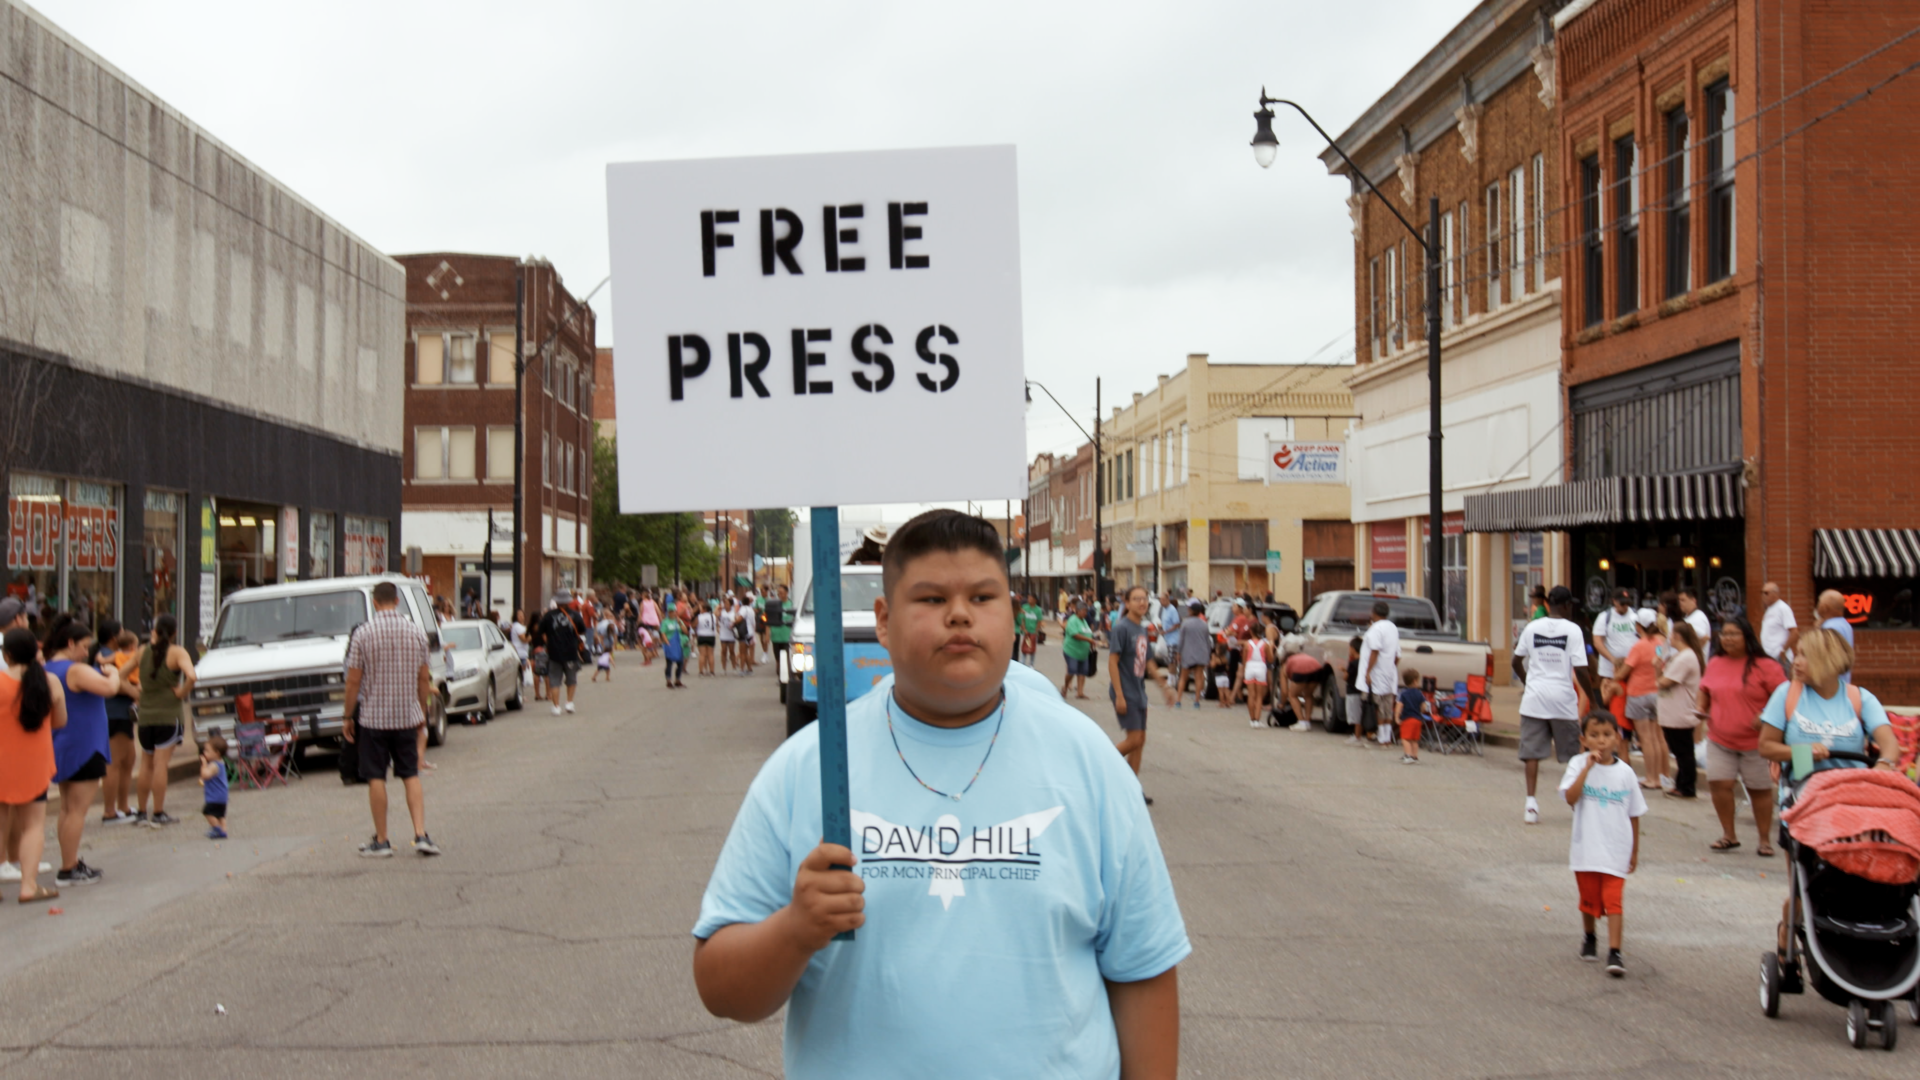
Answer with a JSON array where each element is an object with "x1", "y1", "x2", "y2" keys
[
  {"x1": 396, "y1": 255, "x2": 597, "y2": 619},
  {"x1": 1324, "y1": 0, "x2": 1569, "y2": 672},
  {"x1": 1098, "y1": 355, "x2": 1355, "y2": 609},
  {"x1": 1466, "y1": 0, "x2": 1920, "y2": 700}
]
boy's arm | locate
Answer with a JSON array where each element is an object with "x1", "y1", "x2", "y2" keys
[
  {"x1": 1109, "y1": 648, "x2": 1126, "y2": 713},
  {"x1": 1563, "y1": 759, "x2": 1593, "y2": 807},
  {"x1": 692, "y1": 842, "x2": 864, "y2": 1022},
  {"x1": 1629, "y1": 817, "x2": 1640, "y2": 873},
  {"x1": 1107, "y1": 967, "x2": 1179, "y2": 1080}
]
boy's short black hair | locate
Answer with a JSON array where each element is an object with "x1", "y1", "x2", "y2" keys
[
  {"x1": 1581, "y1": 712, "x2": 1618, "y2": 734},
  {"x1": 881, "y1": 509, "x2": 1007, "y2": 599},
  {"x1": 1348, "y1": 635, "x2": 1363, "y2": 651}
]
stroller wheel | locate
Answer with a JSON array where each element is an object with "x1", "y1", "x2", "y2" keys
[
  {"x1": 1880, "y1": 1003, "x2": 1899, "y2": 1050},
  {"x1": 1759, "y1": 953, "x2": 1782, "y2": 1018},
  {"x1": 1847, "y1": 999, "x2": 1870, "y2": 1049},
  {"x1": 1908, "y1": 993, "x2": 1920, "y2": 1027}
]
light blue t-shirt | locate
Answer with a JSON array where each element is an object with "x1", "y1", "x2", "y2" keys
[
  {"x1": 1820, "y1": 615, "x2": 1856, "y2": 648},
  {"x1": 693, "y1": 666, "x2": 1190, "y2": 1080},
  {"x1": 1160, "y1": 603, "x2": 1182, "y2": 650},
  {"x1": 1759, "y1": 680, "x2": 1888, "y2": 774}
]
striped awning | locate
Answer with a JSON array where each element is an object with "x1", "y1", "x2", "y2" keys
[
  {"x1": 1464, "y1": 468, "x2": 1744, "y2": 533},
  {"x1": 1462, "y1": 478, "x2": 1619, "y2": 533},
  {"x1": 1621, "y1": 469, "x2": 1744, "y2": 522},
  {"x1": 1814, "y1": 529, "x2": 1920, "y2": 579}
]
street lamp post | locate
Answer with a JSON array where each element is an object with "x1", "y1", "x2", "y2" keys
[{"x1": 1251, "y1": 90, "x2": 1445, "y2": 614}]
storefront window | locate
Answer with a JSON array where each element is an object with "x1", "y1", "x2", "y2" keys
[
  {"x1": 342, "y1": 516, "x2": 390, "y2": 576},
  {"x1": 216, "y1": 501, "x2": 283, "y2": 601},
  {"x1": 309, "y1": 512, "x2": 335, "y2": 579},
  {"x1": 143, "y1": 490, "x2": 184, "y2": 629},
  {"x1": 1509, "y1": 532, "x2": 1545, "y2": 641},
  {"x1": 66, "y1": 480, "x2": 121, "y2": 629},
  {"x1": 6, "y1": 473, "x2": 64, "y2": 619},
  {"x1": 1812, "y1": 579, "x2": 1917, "y2": 631}
]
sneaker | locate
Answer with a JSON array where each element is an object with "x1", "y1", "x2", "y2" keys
[
  {"x1": 550, "y1": 704, "x2": 563, "y2": 716},
  {"x1": 55, "y1": 860, "x2": 102, "y2": 886},
  {"x1": 0, "y1": 862, "x2": 16, "y2": 883},
  {"x1": 1344, "y1": 735, "x2": 1361, "y2": 746},
  {"x1": 1250, "y1": 719, "x2": 1262, "y2": 729},
  {"x1": 564, "y1": 702, "x2": 576, "y2": 714},
  {"x1": 101, "y1": 810, "x2": 134, "y2": 825},
  {"x1": 131, "y1": 811, "x2": 151, "y2": 828},
  {"x1": 1605, "y1": 949, "x2": 1624, "y2": 977},
  {"x1": 1524, "y1": 805, "x2": 1541, "y2": 825},
  {"x1": 1401, "y1": 755, "x2": 1419, "y2": 765},
  {"x1": 149, "y1": 812, "x2": 180, "y2": 827},
  {"x1": 1580, "y1": 934, "x2": 1598, "y2": 962},
  {"x1": 358, "y1": 838, "x2": 394, "y2": 858},
  {"x1": 413, "y1": 834, "x2": 442, "y2": 856},
  {"x1": 1291, "y1": 722, "x2": 1311, "y2": 731},
  {"x1": 206, "y1": 828, "x2": 228, "y2": 840}
]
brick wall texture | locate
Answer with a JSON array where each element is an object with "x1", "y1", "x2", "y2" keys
[{"x1": 1560, "y1": 0, "x2": 1920, "y2": 701}]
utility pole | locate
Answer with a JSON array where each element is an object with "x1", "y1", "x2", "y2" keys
[
  {"x1": 1425, "y1": 196, "x2": 1445, "y2": 618},
  {"x1": 1093, "y1": 377, "x2": 1103, "y2": 599},
  {"x1": 511, "y1": 270, "x2": 525, "y2": 618},
  {"x1": 673, "y1": 517, "x2": 681, "y2": 594}
]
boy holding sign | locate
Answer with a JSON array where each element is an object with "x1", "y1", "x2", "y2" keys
[{"x1": 692, "y1": 510, "x2": 1187, "y2": 1079}]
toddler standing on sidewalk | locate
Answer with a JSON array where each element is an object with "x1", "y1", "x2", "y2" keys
[
  {"x1": 1560, "y1": 713, "x2": 1645, "y2": 976},
  {"x1": 200, "y1": 734, "x2": 229, "y2": 840}
]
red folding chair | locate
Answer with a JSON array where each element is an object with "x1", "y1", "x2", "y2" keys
[{"x1": 232, "y1": 694, "x2": 295, "y2": 790}]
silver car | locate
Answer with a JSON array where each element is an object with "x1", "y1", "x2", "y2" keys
[{"x1": 435, "y1": 619, "x2": 525, "y2": 721}]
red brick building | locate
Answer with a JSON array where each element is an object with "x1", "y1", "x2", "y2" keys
[
  {"x1": 395, "y1": 254, "x2": 598, "y2": 620},
  {"x1": 593, "y1": 346, "x2": 616, "y2": 442},
  {"x1": 1467, "y1": 0, "x2": 1920, "y2": 698}
]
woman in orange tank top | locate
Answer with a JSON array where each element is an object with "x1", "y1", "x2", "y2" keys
[{"x1": 0, "y1": 627, "x2": 68, "y2": 902}]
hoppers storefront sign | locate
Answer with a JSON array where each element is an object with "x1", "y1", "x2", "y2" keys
[{"x1": 7, "y1": 498, "x2": 119, "y2": 571}]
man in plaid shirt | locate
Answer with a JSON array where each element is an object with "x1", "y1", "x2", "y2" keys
[{"x1": 343, "y1": 581, "x2": 441, "y2": 857}]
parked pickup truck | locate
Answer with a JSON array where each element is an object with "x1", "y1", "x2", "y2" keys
[
  {"x1": 1282, "y1": 591, "x2": 1492, "y2": 725},
  {"x1": 188, "y1": 574, "x2": 449, "y2": 763}
]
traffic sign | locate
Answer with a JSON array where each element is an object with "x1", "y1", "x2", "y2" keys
[{"x1": 1304, "y1": 558, "x2": 1315, "y2": 582}]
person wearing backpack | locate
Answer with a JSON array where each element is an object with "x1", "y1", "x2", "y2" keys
[{"x1": 537, "y1": 596, "x2": 586, "y2": 715}]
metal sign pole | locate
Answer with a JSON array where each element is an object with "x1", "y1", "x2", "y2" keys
[{"x1": 810, "y1": 506, "x2": 854, "y2": 941}]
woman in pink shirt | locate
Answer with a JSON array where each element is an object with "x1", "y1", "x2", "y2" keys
[{"x1": 1695, "y1": 616, "x2": 1785, "y2": 855}]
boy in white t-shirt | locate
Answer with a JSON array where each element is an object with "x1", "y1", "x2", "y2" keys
[{"x1": 1559, "y1": 713, "x2": 1646, "y2": 978}]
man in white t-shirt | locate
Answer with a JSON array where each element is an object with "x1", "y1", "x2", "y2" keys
[
  {"x1": 1759, "y1": 581, "x2": 1798, "y2": 672},
  {"x1": 1590, "y1": 589, "x2": 1638, "y2": 681},
  {"x1": 1354, "y1": 601, "x2": 1399, "y2": 748},
  {"x1": 1514, "y1": 586, "x2": 1605, "y2": 825},
  {"x1": 1676, "y1": 588, "x2": 1711, "y2": 653}
]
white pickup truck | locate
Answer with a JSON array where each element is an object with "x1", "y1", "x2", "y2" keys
[
  {"x1": 188, "y1": 574, "x2": 449, "y2": 763},
  {"x1": 1283, "y1": 591, "x2": 1493, "y2": 726}
]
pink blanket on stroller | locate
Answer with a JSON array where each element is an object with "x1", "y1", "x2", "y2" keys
[{"x1": 1781, "y1": 768, "x2": 1920, "y2": 886}]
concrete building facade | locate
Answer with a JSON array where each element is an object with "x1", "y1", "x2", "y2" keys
[
  {"x1": 0, "y1": 1, "x2": 404, "y2": 643},
  {"x1": 1325, "y1": 0, "x2": 1571, "y2": 671},
  {"x1": 395, "y1": 254, "x2": 596, "y2": 619},
  {"x1": 1098, "y1": 355, "x2": 1356, "y2": 610}
]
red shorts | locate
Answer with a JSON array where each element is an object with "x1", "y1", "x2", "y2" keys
[
  {"x1": 1399, "y1": 718, "x2": 1423, "y2": 742},
  {"x1": 1576, "y1": 871, "x2": 1624, "y2": 917}
]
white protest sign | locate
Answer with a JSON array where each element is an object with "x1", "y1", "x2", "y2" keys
[
  {"x1": 1266, "y1": 440, "x2": 1345, "y2": 484},
  {"x1": 606, "y1": 147, "x2": 1027, "y2": 513}
]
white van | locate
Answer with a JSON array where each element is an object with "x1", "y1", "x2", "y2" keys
[{"x1": 187, "y1": 574, "x2": 449, "y2": 760}]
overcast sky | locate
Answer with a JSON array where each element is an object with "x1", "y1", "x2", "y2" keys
[{"x1": 37, "y1": 0, "x2": 1467, "y2": 460}]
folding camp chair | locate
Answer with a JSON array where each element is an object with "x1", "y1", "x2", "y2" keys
[{"x1": 232, "y1": 695, "x2": 294, "y2": 790}]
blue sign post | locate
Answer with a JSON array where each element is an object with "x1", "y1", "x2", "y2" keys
[{"x1": 809, "y1": 506, "x2": 854, "y2": 941}]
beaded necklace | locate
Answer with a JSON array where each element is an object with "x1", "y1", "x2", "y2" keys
[{"x1": 884, "y1": 692, "x2": 1007, "y2": 802}]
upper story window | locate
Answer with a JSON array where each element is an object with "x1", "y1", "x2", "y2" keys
[
  {"x1": 416, "y1": 334, "x2": 442, "y2": 385},
  {"x1": 1580, "y1": 155, "x2": 1604, "y2": 328},
  {"x1": 1664, "y1": 106, "x2": 1692, "y2": 299},
  {"x1": 488, "y1": 333, "x2": 516, "y2": 385},
  {"x1": 1508, "y1": 164, "x2": 1528, "y2": 299},
  {"x1": 1614, "y1": 133, "x2": 1640, "y2": 317},
  {"x1": 1456, "y1": 199, "x2": 1471, "y2": 318},
  {"x1": 1531, "y1": 154, "x2": 1546, "y2": 292},
  {"x1": 1485, "y1": 182, "x2": 1504, "y2": 309},
  {"x1": 447, "y1": 334, "x2": 477, "y2": 384},
  {"x1": 1705, "y1": 78, "x2": 1736, "y2": 282},
  {"x1": 1439, "y1": 210, "x2": 1456, "y2": 328}
]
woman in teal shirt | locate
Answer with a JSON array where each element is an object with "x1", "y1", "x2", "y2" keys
[{"x1": 1757, "y1": 627, "x2": 1901, "y2": 778}]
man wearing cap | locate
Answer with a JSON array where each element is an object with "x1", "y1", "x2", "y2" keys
[
  {"x1": 1514, "y1": 586, "x2": 1605, "y2": 824},
  {"x1": 535, "y1": 594, "x2": 587, "y2": 715},
  {"x1": 1173, "y1": 599, "x2": 1211, "y2": 708}
]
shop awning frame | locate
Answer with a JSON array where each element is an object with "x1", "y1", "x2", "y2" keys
[
  {"x1": 1814, "y1": 528, "x2": 1920, "y2": 579},
  {"x1": 1463, "y1": 467, "x2": 1744, "y2": 533}
]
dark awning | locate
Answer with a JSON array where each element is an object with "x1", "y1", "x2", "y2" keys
[
  {"x1": 1462, "y1": 478, "x2": 1618, "y2": 533},
  {"x1": 1814, "y1": 529, "x2": 1920, "y2": 579},
  {"x1": 1464, "y1": 468, "x2": 1744, "y2": 533}
]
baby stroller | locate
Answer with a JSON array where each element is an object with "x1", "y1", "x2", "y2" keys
[{"x1": 1760, "y1": 751, "x2": 1920, "y2": 1049}]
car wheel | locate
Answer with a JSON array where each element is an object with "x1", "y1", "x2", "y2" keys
[
  {"x1": 426, "y1": 696, "x2": 447, "y2": 748},
  {"x1": 484, "y1": 679, "x2": 499, "y2": 721},
  {"x1": 508, "y1": 670, "x2": 524, "y2": 711}
]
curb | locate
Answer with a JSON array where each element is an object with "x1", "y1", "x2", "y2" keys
[{"x1": 47, "y1": 755, "x2": 205, "y2": 817}]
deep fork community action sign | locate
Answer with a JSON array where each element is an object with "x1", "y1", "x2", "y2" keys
[{"x1": 606, "y1": 146, "x2": 1027, "y2": 513}]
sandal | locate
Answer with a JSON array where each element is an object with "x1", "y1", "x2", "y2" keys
[
  {"x1": 1757, "y1": 844, "x2": 1775, "y2": 858},
  {"x1": 1664, "y1": 790, "x2": 1696, "y2": 799},
  {"x1": 18, "y1": 886, "x2": 58, "y2": 904},
  {"x1": 1710, "y1": 837, "x2": 1742, "y2": 852}
]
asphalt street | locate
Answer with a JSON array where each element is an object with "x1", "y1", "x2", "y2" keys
[{"x1": 0, "y1": 645, "x2": 1913, "y2": 1078}]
